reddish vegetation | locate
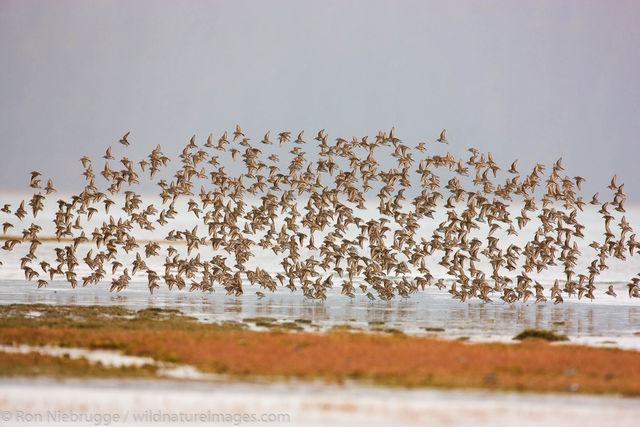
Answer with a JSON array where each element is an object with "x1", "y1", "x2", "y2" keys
[
  {"x1": 0, "y1": 351, "x2": 157, "y2": 378},
  {"x1": 2, "y1": 326, "x2": 640, "y2": 395}
]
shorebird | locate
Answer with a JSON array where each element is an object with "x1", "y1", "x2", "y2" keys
[
  {"x1": 233, "y1": 125, "x2": 245, "y2": 141},
  {"x1": 2, "y1": 222, "x2": 12, "y2": 233},
  {"x1": 119, "y1": 132, "x2": 131, "y2": 146},
  {"x1": 104, "y1": 146, "x2": 115, "y2": 160},
  {"x1": 29, "y1": 171, "x2": 41, "y2": 188},
  {"x1": 261, "y1": 131, "x2": 272, "y2": 144},
  {"x1": 1, "y1": 125, "x2": 637, "y2": 305},
  {"x1": 44, "y1": 179, "x2": 56, "y2": 194},
  {"x1": 436, "y1": 129, "x2": 448, "y2": 143}
]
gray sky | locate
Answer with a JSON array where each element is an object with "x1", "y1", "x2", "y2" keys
[{"x1": 1, "y1": 0, "x2": 639, "y2": 200}]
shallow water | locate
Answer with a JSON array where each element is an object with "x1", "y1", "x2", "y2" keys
[
  {"x1": 2, "y1": 193, "x2": 640, "y2": 348},
  {"x1": 2, "y1": 279, "x2": 640, "y2": 350}
]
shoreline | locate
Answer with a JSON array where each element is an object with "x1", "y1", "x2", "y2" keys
[{"x1": 2, "y1": 304, "x2": 640, "y2": 396}]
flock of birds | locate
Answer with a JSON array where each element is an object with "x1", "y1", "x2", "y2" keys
[{"x1": 1, "y1": 126, "x2": 639, "y2": 303}]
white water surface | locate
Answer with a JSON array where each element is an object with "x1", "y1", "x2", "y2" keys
[
  {"x1": 0, "y1": 378, "x2": 638, "y2": 427},
  {"x1": 1, "y1": 193, "x2": 640, "y2": 348}
]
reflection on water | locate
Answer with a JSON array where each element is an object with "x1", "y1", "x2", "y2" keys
[{"x1": 2, "y1": 280, "x2": 640, "y2": 344}]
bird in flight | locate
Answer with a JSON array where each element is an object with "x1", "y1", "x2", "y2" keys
[
  {"x1": 119, "y1": 132, "x2": 131, "y2": 146},
  {"x1": 437, "y1": 129, "x2": 448, "y2": 144}
]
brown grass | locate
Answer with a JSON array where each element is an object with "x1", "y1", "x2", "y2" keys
[
  {"x1": 0, "y1": 304, "x2": 639, "y2": 395},
  {"x1": 0, "y1": 351, "x2": 158, "y2": 378}
]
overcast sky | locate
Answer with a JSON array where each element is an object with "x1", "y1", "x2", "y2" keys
[{"x1": 1, "y1": 0, "x2": 639, "y2": 200}]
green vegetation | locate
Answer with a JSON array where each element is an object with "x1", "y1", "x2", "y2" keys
[
  {"x1": 372, "y1": 327, "x2": 404, "y2": 335},
  {"x1": 423, "y1": 327, "x2": 445, "y2": 332},
  {"x1": 279, "y1": 322, "x2": 303, "y2": 331},
  {"x1": 0, "y1": 351, "x2": 157, "y2": 379},
  {"x1": 0, "y1": 303, "x2": 235, "y2": 332},
  {"x1": 243, "y1": 317, "x2": 277, "y2": 323},
  {"x1": 514, "y1": 329, "x2": 569, "y2": 342}
]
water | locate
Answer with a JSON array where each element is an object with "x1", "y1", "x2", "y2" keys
[
  {"x1": 1, "y1": 280, "x2": 640, "y2": 349},
  {"x1": 3, "y1": 192, "x2": 640, "y2": 424},
  {"x1": 1, "y1": 378, "x2": 639, "y2": 427},
  {"x1": 2, "y1": 192, "x2": 640, "y2": 348}
]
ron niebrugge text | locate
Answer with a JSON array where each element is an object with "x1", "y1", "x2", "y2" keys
[{"x1": 3, "y1": 410, "x2": 291, "y2": 425}]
